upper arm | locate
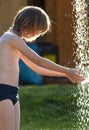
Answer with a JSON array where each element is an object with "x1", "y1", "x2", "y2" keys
[
  {"x1": 20, "y1": 54, "x2": 39, "y2": 71},
  {"x1": 10, "y1": 35, "x2": 42, "y2": 64}
]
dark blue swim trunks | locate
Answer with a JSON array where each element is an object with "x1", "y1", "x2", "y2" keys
[{"x1": 0, "y1": 84, "x2": 19, "y2": 105}]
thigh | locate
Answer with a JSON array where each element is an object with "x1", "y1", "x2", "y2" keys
[
  {"x1": 0, "y1": 99, "x2": 14, "y2": 130},
  {"x1": 14, "y1": 101, "x2": 20, "y2": 130}
]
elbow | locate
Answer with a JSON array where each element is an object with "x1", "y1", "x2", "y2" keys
[{"x1": 34, "y1": 56, "x2": 43, "y2": 67}]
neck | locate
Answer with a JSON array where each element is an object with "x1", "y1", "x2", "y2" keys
[{"x1": 10, "y1": 29, "x2": 19, "y2": 36}]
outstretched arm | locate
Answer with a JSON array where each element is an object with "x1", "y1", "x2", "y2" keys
[
  {"x1": 21, "y1": 54, "x2": 66, "y2": 77},
  {"x1": 10, "y1": 36, "x2": 85, "y2": 83}
]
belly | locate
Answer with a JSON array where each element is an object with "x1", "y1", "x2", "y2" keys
[{"x1": 0, "y1": 66, "x2": 19, "y2": 87}]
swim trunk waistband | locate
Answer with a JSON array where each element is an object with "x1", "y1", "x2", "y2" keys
[{"x1": 0, "y1": 84, "x2": 18, "y2": 93}]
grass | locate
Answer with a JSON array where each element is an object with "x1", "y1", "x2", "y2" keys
[{"x1": 19, "y1": 84, "x2": 80, "y2": 130}]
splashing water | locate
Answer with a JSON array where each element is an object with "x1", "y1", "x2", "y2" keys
[{"x1": 73, "y1": 0, "x2": 89, "y2": 129}]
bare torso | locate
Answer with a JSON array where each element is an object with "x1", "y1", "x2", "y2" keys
[
  {"x1": 0, "y1": 29, "x2": 84, "y2": 88},
  {"x1": 0, "y1": 32, "x2": 21, "y2": 87}
]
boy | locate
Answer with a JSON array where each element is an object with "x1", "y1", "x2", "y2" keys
[{"x1": 0, "y1": 6, "x2": 84, "y2": 130}]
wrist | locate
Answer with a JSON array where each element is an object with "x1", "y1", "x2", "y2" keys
[{"x1": 64, "y1": 67, "x2": 70, "y2": 77}]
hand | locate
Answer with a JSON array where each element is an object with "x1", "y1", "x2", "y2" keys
[{"x1": 67, "y1": 68, "x2": 85, "y2": 83}]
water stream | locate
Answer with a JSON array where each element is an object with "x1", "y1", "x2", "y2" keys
[{"x1": 73, "y1": 0, "x2": 89, "y2": 129}]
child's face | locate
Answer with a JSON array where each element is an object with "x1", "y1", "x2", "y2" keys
[{"x1": 21, "y1": 31, "x2": 42, "y2": 42}]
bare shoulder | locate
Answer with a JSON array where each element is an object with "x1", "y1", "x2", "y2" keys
[
  {"x1": 0, "y1": 31, "x2": 23, "y2": 48},
  {"x1": 3, "y1": 31, "x2": 25, "y2": 45},
  {"x1": 3, "y1": 32, "x2": 41, "y2": 63},
  {"x1": 6, "y1": 32, "x2": 30, "y2": 51},
  {"x1": 2, "y1": 31, "x2": 28, "y2": 51}
]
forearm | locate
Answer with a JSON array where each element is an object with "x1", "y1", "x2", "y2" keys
[
  {"x1": 37, "y1": 58, "x2": 85, "y2": 83},
  {"x1": 21, "y1": 55, "x2": 66, "y2": 77},
  {"x1": 37, "y1": 57, "x2": 70, "y2": 76},
  {"x1": 35, "y1": 66, "x2": 66, "y2": 77}
]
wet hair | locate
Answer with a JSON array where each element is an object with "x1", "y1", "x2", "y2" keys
[{"x1": 10, "y1": 6, "x2": 51, "y2": 36}]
